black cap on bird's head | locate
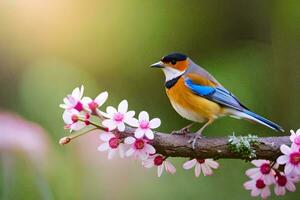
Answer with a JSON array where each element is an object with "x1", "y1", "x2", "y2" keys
[
  {"x1": 161, "y1": 53, "x2": 187, "y2": 64},
  {"x1": 150, "y1": 52, "x2": 188, "y2": 71}
]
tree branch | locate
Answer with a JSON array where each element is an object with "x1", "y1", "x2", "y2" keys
[{"x1": 117, "y1": 127, "x2": 290, "y2": 161}]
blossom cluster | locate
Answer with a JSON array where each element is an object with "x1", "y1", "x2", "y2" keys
[
  {"x1": 60, "y1": 86, "x2": 220, "y2": 177},
  {"x1": 244, "y1": 129, "x2": 300, "y2": 199}
]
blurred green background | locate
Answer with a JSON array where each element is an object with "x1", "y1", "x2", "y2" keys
[{"x1": 0, "y1": 0, "x2": 299, "y2": 199}]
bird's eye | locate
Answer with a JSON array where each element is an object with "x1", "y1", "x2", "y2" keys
[{"x1": 171, "y1": 60, "x2": 177, "y2": 65}]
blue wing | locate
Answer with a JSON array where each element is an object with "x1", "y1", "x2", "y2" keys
[
  {"x1": 184, "y1": 78, "x2": 284, "y2": 132},
  {"x1": 185, "y1": 78, "x2": 248, "y2": 111}
]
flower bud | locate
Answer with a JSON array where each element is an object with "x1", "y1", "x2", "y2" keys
[{"x1": 59, "y1": 137, "x2": 71, "y2": 145}]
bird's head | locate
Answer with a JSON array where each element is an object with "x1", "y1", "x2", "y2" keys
[{"x1": 151, "y1": 53, "x2": 189, "y2": 81}]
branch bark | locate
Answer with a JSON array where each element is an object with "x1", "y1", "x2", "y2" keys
[{"x1": 118, "y1": 128, "x2": 290, "y2": 161}]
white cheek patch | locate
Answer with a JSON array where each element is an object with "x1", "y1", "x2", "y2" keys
[{"x1": 162, "y1": 67, "x2": 185, "y2": 81}]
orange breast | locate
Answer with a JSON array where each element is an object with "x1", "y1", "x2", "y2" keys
[{"x1": 166, "y1": 77, "x2": 222, "y2": 122}]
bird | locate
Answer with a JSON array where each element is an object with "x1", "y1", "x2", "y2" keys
[{"x1": 150, "y1": 52, "x2": 284, "y2": 148}]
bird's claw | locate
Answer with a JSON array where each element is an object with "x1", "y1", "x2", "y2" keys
[
  {"x1": 188, "y1": 135, "x2": 202, "y2": 149},
  {"x1": 171, "y1": 127, "x2": 190, "y2": 135}
]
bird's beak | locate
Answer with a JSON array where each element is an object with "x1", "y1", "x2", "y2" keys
[{"x1": 150, "y1": 61, "x2": 164, "y2": 68}]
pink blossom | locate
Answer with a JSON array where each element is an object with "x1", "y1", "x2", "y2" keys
[
  {"x1": 142, "y1": 154, "x2": 176, "y2": 177},
  {"x1": 130, "y1": 111, "x2": 161, "y2": 140},
  {"x1": 124, "y1": 136, "x2": 155, "y2": 160},
  {"x1": 0, "y1": 112, "x2": 49, "y2": 164},
  {"x1": 290, "y1": 129, "x2": 300, "y2": 146},
  {"x1": 63, "y1": 109, "x2": 89, "y2": 132},
  {"x1": 274, "y1": 172, "x2": 296, "y2": 196},
  {"x1": 97, "y1": 133, "x2": 125, "y2": 159},
  {"x1": 60, "y1": 85, "x2": 85, "y2": 112},
  {"x1": 183, "y1": 158, "x2": 219, "y2": 177},
  {"x1": 293, "y1": 176, "x2": 300, "y2": 183},
  {"x1": 102, "y1": 100, "x2": 137, "y2": 132},
  {"x1": 277, "y1": 144, "x2": 300, "y2": 176},
  {"x1": 245, "y1": 160, "x2": 277, "y2": 185},
  {"x1": 290, "y1": 129, "x2": 300, "y2": 150},
  {"x1": 244, "y1": 179, "x2": 271, "y2": 199},
  {"x1": 82, "y1": 91, "x2": 108, "y2": 114}
]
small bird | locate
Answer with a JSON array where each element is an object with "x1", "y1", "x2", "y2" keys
[{"x1": 151, "y1": 53, "x2": 284, "y2": 148}]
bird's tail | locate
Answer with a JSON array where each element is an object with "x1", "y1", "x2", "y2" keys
[{"x1": 229, "y1": 109, "x2": 284, "y2": 132}]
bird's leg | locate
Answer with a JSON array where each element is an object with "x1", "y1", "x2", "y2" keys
[
  {"x1": 189, "y1": 119, "x2": 214, "y2": 149},
  {"x1": 171, "y1": 123, "x2": 195, "y2": 135}
]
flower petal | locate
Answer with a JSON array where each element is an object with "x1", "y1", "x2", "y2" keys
[
  {"x1": 280, "y1": 145, "x2": 291, "y2": 155},
  {"x1": 165, "y1": 161, "x2": 176, "y2": 174},
  {"x1": 201, "y1": 164, "x2": 213, "y2": 176},
  {"x1": 71, "y1": 87, "x2": 80, "y2": 99},
  {"x1": 81, "y1": 97, "x2": 92, "y2": 111},
  {"x1": 142, "y1": 158, "x2": 154, "y2": 168},
  {"x1": 118, "y1": 100, "x2": 128, "y2": 113},
  {"x1": 244, "y1": 180, "x2": 255, "y2": 190},
  {"x1": 157, "y1": 165, "x2": 164, "y2": 177},
  {"x1": 67, "y1": 95, "x2": 77, "y2": 106},
  {"x1": 264, "y1": 174, "x2": 275, "y2": 185},
  {"x1": 79, "y1": 85, "x2": 84, "y2": 99},
  {"x1": 205, "y1": 159, "x2": 219, "y2": 169},
  {"x1": 277, "y1": 155, "x2": 289, "y2": 165},
  {"x1": 249, "y1": 171, "x2": 262, "y2": 180},
  {"x1": 124, "y1": 111, "x2": 135, "y2": 119},
  {"x1": 125, "y1": 148, "x2": 135, "y2": 157},
  {"x1": 183, "y1": 159, "x2": 197, "y2": 169},
  {"x1": 284, "y1": 163, "x2": 294, "y2": 175},
  {"x1": 104, "y1": 106, "x2": 117, "y2": 118},
  {"x1": 139, "y1": 111, "x2": 149, "y2": 122},
  {"x1": 291, "y1": 143, "x2": 299, "y2": 152},
  {"x1": 117, "y1": 123, "x2": 126, "y2": 132},
  {"x1": 102, "y1": 119, "x2": 117, "y2": 131},
  {"x1": 95, "y1": 91, "x2": 108, "y2": 107},
  {"x1": 250, "y1": 188, "x2": 260, "y2": 197},
  {"x1": 294, "y1": 165, "x2": 300, "y2": 175},
  {"x1": 245, "y1": 168, "x2": 260, "y2": 177},
  {"x1": 261, "y1": 187, "x2": 271, "y2": 199},
  {"x1": 251, "y1": 160, "x2": 265, "y2": 167},
  {"x1": 98, "y1": 143, "x2": 109, "y2": 151},
  {"x1": 124, "y1": 117, "x2": 139, "y2": 127},
  {"x1": 118, "y1": 144, "x2": 125, "y2": 158},
  {"x1": 59, "y1": 104, "x2": 68, "y2": 109},
  {"x1": 108, "y1": 149, "x2": 117, "y2": 160},
  {"x1": 63, "y1": 97, "x2": 69, "y2": 105},
  {"x1": 145, "y1": 129, "x2": 154, "y2": 140},
  {"x1": 62, "y1": 110, "x2": 73, "y2": 124},
  {"x1": 134, "y1": 128, "x2": 145, "y2": 139},
  {"x1": 70, "y1": 121, "x2": 85, "y2": 131},
  {"x1": 286, "y1": 180, "x2": 296, "y2": 192},
  {"x1": 81, "y1": 97, "x2": 92, "y2": 104},
  {"x1": 138, "y1": 151, "x2": 148, "y2": 160},
  {"x1": 195, "y1": 163, "x2": 201, "y2": 177},
  {"x1": 100, "y1": 133, "x2": 114, "y2": 142},
  {"x1": 290, "y1": 132, "x2": 296, "y2": 143},
  {"x1": 144, "y1": 144, "x2": 156, "y2": 154},
  {"x1": 274, "y1": 185, "x2": 285, "y2": 196},
  {"x1": 124, "y1": 136, "x2": 136, "y2": 145},
  {"x1": 149, "y1": 118, "x2": 161, "y2": 129}
]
